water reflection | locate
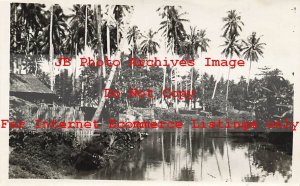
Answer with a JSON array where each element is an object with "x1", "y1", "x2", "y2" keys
[{"x1": 71, "y1": 129, "x2": 292, "y2": 182}]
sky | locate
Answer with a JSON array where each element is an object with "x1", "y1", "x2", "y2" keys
[{"x1": 44, "y1": 0, "x2": 299, "y2": 83}]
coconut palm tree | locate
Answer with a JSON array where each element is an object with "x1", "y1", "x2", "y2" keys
[
  {"x1": 68, "y1": 5, "x2": 96, "y2": 96},
  {"x1": 214, "y1": 10, "x2": 243, "y2": 97},
  {"x1": 104, "y1": 5, "x2": 132, "y2": 56},
  {"x1": 157, "y1": 6, "x2": 172, "y2": 50},
  {"x1": 182, "y1": 27, "x2": 210, "y2": 109},
  {"x1": 12, "y1": 3, "x2": 46, "y2": 74},
  {"x1": 157, "y1": 6, "x2": 173, "y2": 104},
  {"x1": 92, "y1": 7, "x2": 133, "y2": 122},
  {"x1": 112, "y1": 5, "x2": 132, "y2": 48},
  {"x1": 127, "y1": 25, "x2": 141, "y2": 76},
  {"x1": 127, "y1": 25, "x2": 141, "y2": 58},
  {"x1": 198, "y1": 29, "x2": 210, "y2": 54},
  {"x1": 158, "y1": 6, "x2": 188, "y2": 54},
  {"x1": 221, "y1": 36, "x2": 241, "y2": 113},
  {"x1": 140, "y1": 29, "x2": 160, "y2": 59},
  {"x1": 222, "y1": 10, "x2": 244, "y2": 39},
  {"x1": 220, "y1": 10, "x2": 243, "y2": 114},
  {"x1": 69, "y1": 5, "x2": 95, "y2": 54},
  {"x1": 18, "y1": 3, "x2": 46, "y2": 54},
  {"x1": 242, "y1": 32, "x2": 266, "y2": 93},
  {"x1": 38, "y1": 5, "x2": 68, "y2": 55},
  {"x1": 37, "y1": 5, "x2": 68, "y2": 90},
  {"x1": 10, "y1": 4, "x2": 45, "y2": 75},
  {"x1": 158, "y1": 6, "x2": 188, "y2": 109}
]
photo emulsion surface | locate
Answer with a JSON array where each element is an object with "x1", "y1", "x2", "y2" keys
[{"x1": 8, "y1": 1, "x2": 297, "y2": 182}]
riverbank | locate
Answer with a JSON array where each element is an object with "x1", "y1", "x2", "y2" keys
[
  {"x1": 9, "y1": 129, "x2": 145, "y2": 178},
  {"x1": 9, "y1": 130, "x2": 77, "y2": 178}
]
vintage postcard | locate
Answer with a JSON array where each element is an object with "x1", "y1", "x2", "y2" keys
[{"x1": 0, "y1": 0, "x2": 299, "y2": 185}]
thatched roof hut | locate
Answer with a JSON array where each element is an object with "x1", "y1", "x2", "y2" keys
[{"x1": 10, "y1": 73, "x2": 55, "y2": 104}]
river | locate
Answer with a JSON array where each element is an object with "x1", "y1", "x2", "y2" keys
[{"x1": 70, "y1": 130, "x2": 292, "y2": 182}]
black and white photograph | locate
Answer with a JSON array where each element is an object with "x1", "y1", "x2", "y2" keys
[{"x1": 1, "y1": 0, "x2": 299, "y2": 184}]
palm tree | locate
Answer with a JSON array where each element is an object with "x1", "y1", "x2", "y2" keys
[
  {"x1": 69, "y1": 5, "x2": 95, "y2": 54},
  {"x1": 157, "y1": 6, "x2": 189, "y2": 108},
  {"x1": 198, "y1": 29, "x2": 210, "y2": 54},
  {"x1": 18, "y1": 3, "x2": 46, "y2": 54},
  {"x1": 182, "y1": 27, "x2": 210, "y2": 109},
  {"x1": 222, "y1": 10, "x2": 244, "y2": 39},
  {"x1": 127, "y1": 25, "x2": 141, "y2": 76},
  {"x1": 69, "y1": 5, "x2": 95, "y2": 96},
  {"x1": 140, "y1": 29, "x2": 160, "y2": 59},
  {"x1": 158, "y1": 6, "x2": 188, "y2": 54},
  {"x1": 92, "y1": 7, "x2": 133, "y2": 122},
  {"x1": 221, "y1": 36, "x2": 241, "y2": 113},
  {"x1": 111, "y1": 5, "x2": 132, "y2": 75},
  {"x1": 127, "y1": 25, "x2": 141, "y2": 58},
  {"x1": 96, "y1": 5, "x2": 104, "y2": 100},
  {"x1": 39, "y1": 5, "x2": 68, "y2": 90},
  {"x1": 37, "y1": 5, "x2": 68, "y2": 54},
  {"x1": 242, "y1": 32, "x2": 266, "y2": 93},
  {"x1": 10, "y1": 3, "x2": 21, "y2": 73},
  {"x1": 112, "y1": 5, "x2": 132, "y2": 48},
  {"x1": 221, "y1": 10, "x2": 243, "y2": 114},
  {"x1": 12, "y1": 3, "x2": 46, "y2": 74},
  {"x1": 157, "y1": 6, "x2": 172, "y2": 50},
  {"x1": 157, "y1": 6, "x2": 172, "y2": 104}
]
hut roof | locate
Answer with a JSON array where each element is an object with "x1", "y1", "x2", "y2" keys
[{"x1": 10, "y1": 73, "x2": 54, "y2": 94}]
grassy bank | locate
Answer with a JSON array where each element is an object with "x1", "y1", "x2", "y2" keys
[
  {"x1": 9, "y1": 128, "x2": 144, "y2": 178},
  {"x1": 9, "y1": 130, "x2": 77, "y2": 178}
]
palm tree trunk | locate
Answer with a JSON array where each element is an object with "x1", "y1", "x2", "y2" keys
[
  {"x1": 49, "y1": 5, "x2": 54, "y2": 91},
  {"x1": 162, "y1": 13, "x2": 168, "y2": 105},
  {"x1": 14, "y1": 5, "x2": 17, "y2": 49},
  {"x1": 246, "y1": 60, "x2": 252, "y2": 93},
  {"x1": 13, "y1": 5, "x2": 17, "y2": 73},
  {"x1": 95, "y1": 5, "x2": 103, "y2": 104},
  {"x1": 212, "y1": 70, "x2": 221, "y2": 100},
  {"x1": 84, "y1": 5, "x2": 88, "y2": 50},
  {"x1": 161, "y1": 67, "x2": 166, "y2": 107},
  {"x1": 175, "y1": 69, "x2": 178, "y2": 112},
  {"x1": 189, "y1": 68, "x2": 193, "y2": 110},
  {"x1": 225, "y1": 67, "x2": 231, "y2": 115},
  {"x1": 147, "y1": 52, "x2": 150, "y2": 71},
  {"x1": 117, "y1": 24, "x2": 120, "y2": 69},
  {"x1": 131, "y1": 48, "x2": 134, "y2": 72},
  {"x1": 212, "y1": 79, "x2": 218, "y2": 99},
  {"x1": 107, "y1": 25, "x2": 110, "y2": 59},
  {"x1": 35, "y1": 58, "x2": 38, "y2": 75},
  {"x1": 92, "y1": 56, "x2": 117, "y2": 122},
  {"x1": 202, "y1": 87, "x2": 205, "y2": 110},
  {"x1": 26, "y1": 32, "x2": 29, "y2": 74},
  {"x1": 18, "y1": 58, "x2": 21, "y2": 74},
  {"x1": 72, "y1": 42, "x2": 77, "y2": 95},
  {"x1": 101, "y1": 48, "x2": 106, "y2": 77},
  {"x1": 81, "y1": 77, "x2": 84, "y2": 107},
  {"x1": 186, "y1": 80, "x2": 188, "y2": 107}
]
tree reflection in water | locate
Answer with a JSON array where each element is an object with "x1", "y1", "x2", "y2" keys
[{"x1": 72, "y1": 131, "x2": 292, "y2": 182}]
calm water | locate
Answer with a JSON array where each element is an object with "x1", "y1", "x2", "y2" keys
[{"x1": 70, "y1": 130, "x2": 292, "y2": 182}]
